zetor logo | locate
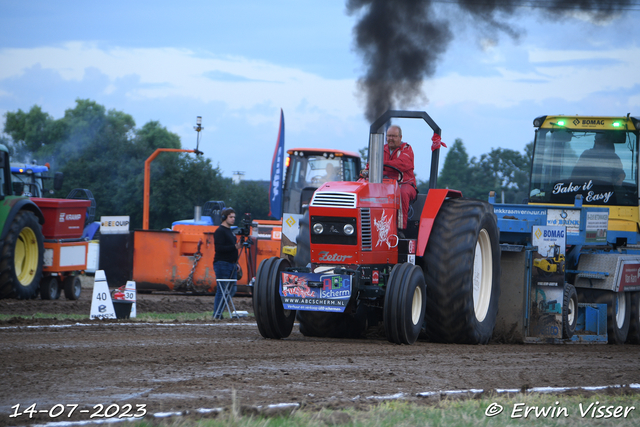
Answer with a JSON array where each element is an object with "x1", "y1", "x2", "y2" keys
[
  {"x1": 318, "y1": 251, "x2": 353, "y2": 262},
  {"x1": 59, "y1": 212, "x2": 82, "y2": 222}
]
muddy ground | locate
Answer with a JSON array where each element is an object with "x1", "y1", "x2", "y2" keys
[{"x1": 1, "y1": 279, "x2": 639, "y2": 426}]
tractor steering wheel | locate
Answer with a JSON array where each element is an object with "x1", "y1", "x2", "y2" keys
[{"x1": 383, "y1": 164, "x2": 404, "y2": 182}]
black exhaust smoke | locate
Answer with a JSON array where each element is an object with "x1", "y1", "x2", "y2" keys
[{"x1": 347, "y1": 0, "x2": 634, "y2": 122}]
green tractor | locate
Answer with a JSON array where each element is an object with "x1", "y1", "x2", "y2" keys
[{"x1": 0, "y1": 144, "x2": 45, "y2": 299}]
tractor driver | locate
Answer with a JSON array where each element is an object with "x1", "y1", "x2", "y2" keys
[
  {"x1": 571, "y1": 132, "x2": 626, "y2": 186},
  {"x1": 385, "y1": 125, "x2": 417, "y2": 236},
  {"x1": 361, "y1": 125, "x2": 417, "y2": 237}
]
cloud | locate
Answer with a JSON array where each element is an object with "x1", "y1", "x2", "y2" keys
[
  {"x1": 422, "y1": 45, "x2": 640, "y2": 109},
  {"x1": 0, "y1": 42, "x2": 361, "y2": 131}
]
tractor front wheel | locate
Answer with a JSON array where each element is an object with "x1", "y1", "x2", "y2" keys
[
  {"x1": 253, "y1": 257, "x2": 296, "y2": 339},
  {"x1": 0, "y1": 211, "x2": 44, "y2": 299},
  {"x1": 423, "y1": 199, "x2": 501, "y2": 344},
  {"x1": 384, "y1": 263, "x2": 427, "y2": 345}
]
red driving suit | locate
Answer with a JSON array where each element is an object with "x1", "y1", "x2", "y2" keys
[{"x1": 383, "y1": 142, "x2": 417, "y2": 229}]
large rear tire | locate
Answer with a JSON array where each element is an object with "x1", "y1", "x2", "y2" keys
[
  {"x1": 423, "y1": 199, "x2": 501, "y2": 344},
  {"x1": 254, "y1": 257, "x2": 296, "y2": 339},
  {"x1": 627, "y1": 292, "x2": 640, "y2": 344},
  {"x1": 384, "y1": 263, "x2": 427, "y2": 345},
  {"x1": 0, "y1": 211, "x2": 44, "y2": 300}
]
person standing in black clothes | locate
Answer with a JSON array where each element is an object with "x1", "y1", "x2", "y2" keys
[{"x1": 212, "y1": 207, "x2": 241, "y2": 319}]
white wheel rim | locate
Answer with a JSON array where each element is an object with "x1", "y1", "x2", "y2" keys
[
  {"x1": 567, "y1": 294, "x2": 576, "y2": 326},
  {"x1": 473, "y1": 229, "x2": 493, "y2": 322},
  {"x1": 615, "y1": 293, "x2": 626, "y2": 329},
  {"x1": 411, "y1": 286, "x2": 423, "y2": 325}
]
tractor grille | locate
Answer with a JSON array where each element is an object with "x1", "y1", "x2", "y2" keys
[
  {"x1": 310, "y1": 191, "x2": 357, "y2": 208},
  {"x1": 361, "y1": 208, "x2": 372, "y2": 251}
]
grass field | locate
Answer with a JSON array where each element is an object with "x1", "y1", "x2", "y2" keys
[
  {"x1": 0, "y1": 312, "x2": 218, "y2": 322},
  {"x1": 127, "y1": 393, "x2": 638, "y2": 426}
]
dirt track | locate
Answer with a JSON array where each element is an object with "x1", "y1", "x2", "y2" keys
[{"x1": 1, "y1": 286, "x2": 640, "y2": 426}]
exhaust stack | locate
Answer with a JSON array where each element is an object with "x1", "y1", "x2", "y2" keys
[{"x1": 369, "y1": 133, "x2": 384, "y2": 183}]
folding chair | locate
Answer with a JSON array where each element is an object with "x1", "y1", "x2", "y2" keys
[{"x1": 214, "y1": 279, "x2": 238, "y2": 319}]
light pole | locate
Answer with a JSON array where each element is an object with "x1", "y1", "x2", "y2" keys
[{"x1": 194, "y1": 116, "x2": 203, "y2": 152}]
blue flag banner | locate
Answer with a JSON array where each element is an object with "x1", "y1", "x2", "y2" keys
[{"x1": 269, "y1": 109, "x2": 285, "y2": 219}]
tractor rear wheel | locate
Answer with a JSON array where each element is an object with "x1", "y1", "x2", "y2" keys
[
  {"x1": 627, "y1": 292, "x2": 640, "y2": 344},
  {"x1": 423, "y1": 199, "x2": 501, "y2": 344},
  {"x1": 384, "y1": 263, "x2": 427, "y2": 345},
  {"x1": 562, "y1": 283, "x2": 578, "y2": 339},
  {"x1": 254, "y1": 257, "x2": 296, "y2": 339},
  {"x1": 0, "y1": 211, "x2": 44, "y2": 299},
  {"x1": 64, "y1": 275, "x2": 82, "y2": 300},
  {"x1": 40, "y1": 276, "x2": 60, "y2": 300}
]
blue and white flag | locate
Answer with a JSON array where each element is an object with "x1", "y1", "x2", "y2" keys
[{"x1": 269, "y1": 109, "x2": 285, "y2": 219}]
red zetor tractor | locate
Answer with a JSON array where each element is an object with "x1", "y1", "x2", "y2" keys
[{"x1": 254, "y1": 110, "x2": 501, "y2": 344}]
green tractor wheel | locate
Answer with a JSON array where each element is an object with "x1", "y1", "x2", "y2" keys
[{"x1": 0, "y1": 211, "x2": 44, "y2": 299}]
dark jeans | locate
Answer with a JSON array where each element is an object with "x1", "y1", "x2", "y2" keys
[{"x1": 213, "y1": 261, "x2": 237, "y2": 318}]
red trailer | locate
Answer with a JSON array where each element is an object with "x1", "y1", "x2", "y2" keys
[{"x1": 33, "y1": 197, "x2": 91, "y2": 300}]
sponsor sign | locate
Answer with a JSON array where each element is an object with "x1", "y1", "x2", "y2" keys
[
  {"x1": 530, "y1": 226, "x2": 566, "y2": 339},
  {"x1": 100, "y1": 216, "x2": 130, "y2": 234},
  {"x1": 280, "y1": 271, "x2": 351, "y2": 312},
  {"x1": 547, "y1": 209, "x2": 580, "y2": 235},
  {"x1": 618, "y1": 262, "x2": 640, "y2": 292},
  {"x1": 585, "y1": 211, "x2": 608, "y2": 243}
]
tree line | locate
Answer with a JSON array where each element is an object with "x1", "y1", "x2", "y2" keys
[
  {"x1": 419, "y1": 138, "x2": 533, "y2": 204},
  {"x1": 2, "y1": 99, "x2": 269, "y2": 229},
  {"x1": 2, "y1": 100, "x2": 532, "y2": 230}
]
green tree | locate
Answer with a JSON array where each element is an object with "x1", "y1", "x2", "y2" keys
[
  {"x1": 359, "y1": 146, "x2": 368, "y2": 164},
  {"x1": 3, "y1": 105, "x2": 65, "y2": 162},
  {"x1": 228, "y1": 181, "x2": 270, "y2": 221},
  {"x1": 469, "y1": 145, "x2": 531, "y2": 203},
  {"x1": 437, "y1": 138, "x2": 471, "y2": 191},
  {"x1": 417, "y1": 139, "x2": 532, "y2": 203},
  {"x1": 2, "y1": 99, "x2": 240, "y2": 230}
]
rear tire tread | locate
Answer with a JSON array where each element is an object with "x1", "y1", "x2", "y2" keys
[{"x1": 422, "y1": 199, "x2": 501, "y2": 344}]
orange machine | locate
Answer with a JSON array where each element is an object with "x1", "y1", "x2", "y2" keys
[{"x1": 133, "y1": 220, "x2": 281, "y2": 294}]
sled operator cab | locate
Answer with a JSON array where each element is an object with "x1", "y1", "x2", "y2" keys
[
  {"x1": 529, "y1": 115, "x2": 640, "y2": 245},
  {"x1": 255, "y1": 110, "x2": 502, "y2": 345}
]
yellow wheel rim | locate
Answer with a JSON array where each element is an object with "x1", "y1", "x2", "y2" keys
[{"x1": 15, "y1": 226, "x2": 39, "y2": 287}]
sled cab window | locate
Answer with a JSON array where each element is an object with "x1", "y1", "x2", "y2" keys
[{"x1": 530, "y1": 129, "x2": 638, "y2": 206}]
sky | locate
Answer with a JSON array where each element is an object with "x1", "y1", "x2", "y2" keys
[{"x1": 1, "y1": 1, "x2": 639, "y2": 183}]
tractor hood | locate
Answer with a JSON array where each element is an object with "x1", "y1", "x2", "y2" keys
[{"x1": 310, "y1": 179, "x2": 398, "y2": 210}]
